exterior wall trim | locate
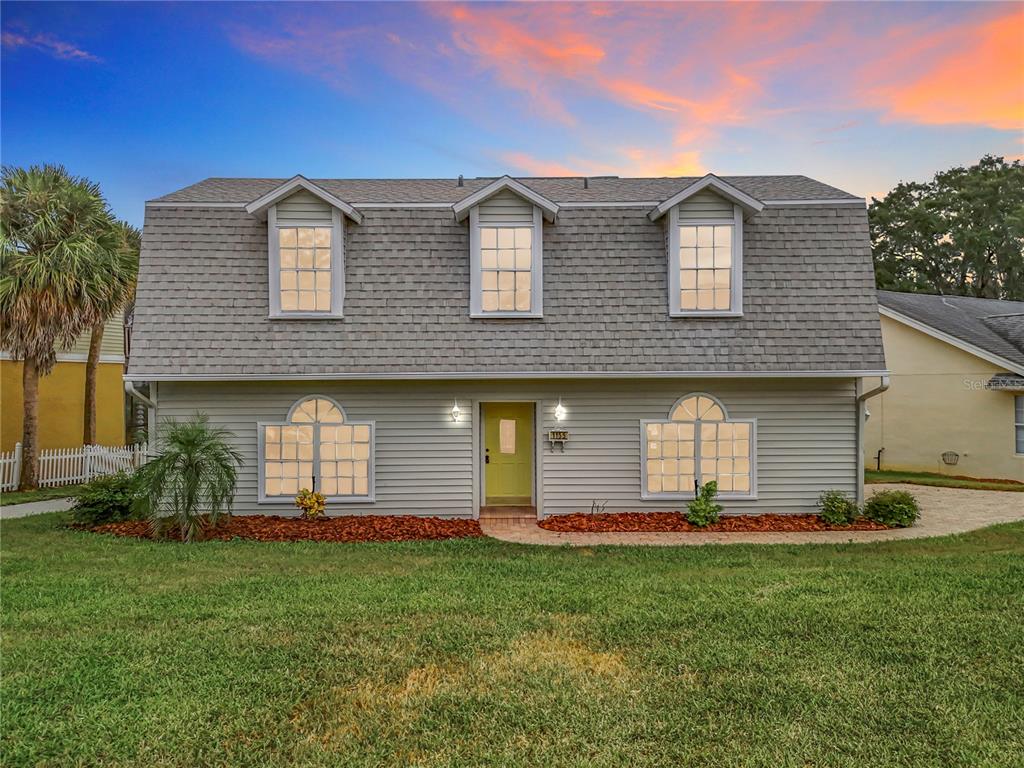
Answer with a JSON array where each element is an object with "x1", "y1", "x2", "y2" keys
[
  {"x1": 127, "y1": 370, "x2": 887, "y2": 382},
  {"x1": 1, "y1": 352, "x2": 125, "y2": 364},
  {"x1": 879, "y1": 306, "x2": 1024, "y2": 375}
]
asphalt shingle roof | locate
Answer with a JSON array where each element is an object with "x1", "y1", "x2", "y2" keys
[
  {"x1": 150, "y1": 175, "x2": 860, "y2": 205},
  {"x1": 130, "y1": 179, "x2": 885, "y2": 378},
  {"x1": 877, "y1": 290, "x2": 1024, "y2": 369}
]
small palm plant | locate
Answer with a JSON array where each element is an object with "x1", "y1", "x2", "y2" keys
[{"x1": 135, "y1": 414, "x2": 243, "y2": 542}]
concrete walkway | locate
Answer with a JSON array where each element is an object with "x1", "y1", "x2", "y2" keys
[
  {"x1": 0, "y1": 497, "x2": 74, "y2": 520},
  {"x1": 481, "y1": 484, "x2": 1024, "y2": 546}
]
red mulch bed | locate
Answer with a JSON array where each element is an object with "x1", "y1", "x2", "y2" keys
[
  {"x1": 88, "y1": 515, "x2": 484, "y2": 543},
  {"x1": 539, "y1": 512, "x2": 890, "y2": 533}
]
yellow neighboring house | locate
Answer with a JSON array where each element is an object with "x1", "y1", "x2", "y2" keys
[
  {"x1": 866, "y1": 291, "x2": 1024, "y2": 482},
  {"x1": 1, "y1": 311, "x2": 126, "y2": 451}
]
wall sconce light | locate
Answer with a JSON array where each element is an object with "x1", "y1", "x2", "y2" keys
[
  {"x1": 451, "y1": 400, "x2": 461, "y2": 422},
  {"x1": 554, "y1": 398, "x2": 566, "y2": 421}
]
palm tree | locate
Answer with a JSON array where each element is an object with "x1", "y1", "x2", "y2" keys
[
  {"x1": 134, "y1": 414, "x2": 242, "y2": 542},
  {"x1": 0, "y1": 165, "x2": 114, "y2": 489},
  {"x1": 83, "y1": 220, "x2": 139, "y2": 445}
]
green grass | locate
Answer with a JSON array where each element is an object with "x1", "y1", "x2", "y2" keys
[
  {"x1": 0, "y1": 484, "x2": 84, "y2": 507},
  {"x1": 866, "y1": 469, "x2": 1024, "y2": 492},
  {"x1": 3, "y1": 514, "x2": 1023, "y2": 767}
]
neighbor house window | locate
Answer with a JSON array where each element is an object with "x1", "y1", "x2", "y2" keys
[
  {"x1": 259, "y1": 396, "x2": 374, "y2": 501},
  {"x1": 1016, "y1": 396, "x2": 1024, "y2": 454},
  {"x1": 278, "y1": 227, "x2": 332, "y2": 312},
  {"x1": 641, "y1": 394, "x2": 755, "y2": 498}
]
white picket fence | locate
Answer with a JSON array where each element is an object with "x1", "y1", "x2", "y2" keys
[{"x1": 0, "y1": 443, "x2": 149, "y2": 493}]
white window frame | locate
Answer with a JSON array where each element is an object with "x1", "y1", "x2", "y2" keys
[
  {"x1": 268, "y1": 206, "x2": 346, "y2": 319},
  {"x1": 257, "y1": 395, "x2": 375, "y2": 504},
  {"x1": 640, "y1": 392, "x2": 757, "y2": 501},
  {"x1": 668, "y1": 204, "x2": 743, "y2": 317},
  {"x1": 1015, "y1": 395, "x2": 1024, "y2": 456},
  {"x1": 469, "y1": 205, "x2": 544, "y2": 318}
]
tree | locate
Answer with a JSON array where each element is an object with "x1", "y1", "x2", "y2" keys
[
  {"x1": 0, "y1": 165, "x2": 115, "y2": 489},
  {"x1": 83, "y1": 220, "x2": 139, "y2": 445},
  {"x1": 134, "y1": 414, "x2": 242, "y2": 542},
  {"x1": 869, "y1": 155, "x2": 1024, "y2": 299}
]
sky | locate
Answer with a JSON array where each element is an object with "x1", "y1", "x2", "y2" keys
[{"x1": 2, "y1": 1, "x2": 1022, "y2": 226}]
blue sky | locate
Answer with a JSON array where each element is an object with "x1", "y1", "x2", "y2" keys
[{"x1": 3, "y1": 1, "x2": 1021, "y2": 226}]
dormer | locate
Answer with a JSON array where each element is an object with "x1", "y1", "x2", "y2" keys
[
  {"x1": 649, "y1": 174, "x2": 763, "y2": 318},
  {"x1": 246, "y1": 176, "x2": 362, "y2": 319},
  {"x1": 453, "y1": 176, "x2": 558, "y2": 318}
]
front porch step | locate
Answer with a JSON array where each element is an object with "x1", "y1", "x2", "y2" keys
[{"x1": 479, "y1": 505, "x2": 537, "y2": 522}]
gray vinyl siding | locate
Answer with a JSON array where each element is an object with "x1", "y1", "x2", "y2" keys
[
  {"x1": 276, "y1": 190, "x2": 333, "y2": 224},
  {"x1": 154, "y1": 377, "x2": 857, "y2": 518},
  {"x1": 677, "y1": 189, "x2": 734, "y2": 220},
  {"x1": 477, "y1": 189, "x2": 534, "y2": 224}
]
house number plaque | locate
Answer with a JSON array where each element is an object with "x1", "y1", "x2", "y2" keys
[{"x1": 547, "y1": 430, "x2": 569, "y2": 452}]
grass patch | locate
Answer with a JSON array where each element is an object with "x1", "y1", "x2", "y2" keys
[
  {"x1": 0, "y1": 484, "x2": 84, "y2": 507},
  {"x1": 3, "y1": 513, "x2": 1024, "y2": 767},
  {"x1": 866, "y1": 469, "x2": 1024, "y2": 492}
]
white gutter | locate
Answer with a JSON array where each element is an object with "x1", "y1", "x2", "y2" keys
[
  {"x1": 124, "y1": 380, "x2": 155, "y2": 409},
  {"x1": 855, "y1": 375, "x2": 890, "y2": 504}
]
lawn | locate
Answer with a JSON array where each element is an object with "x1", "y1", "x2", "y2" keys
[
  {"x1": 0, "y1": 484, "x2": 85, "y2": 507},
  {"x1": 866, "y1": 469, "x2": 1024, "y2": 492},
  {"x1": 3, "y1": 514, "x2": 1023, "y2": 767}
]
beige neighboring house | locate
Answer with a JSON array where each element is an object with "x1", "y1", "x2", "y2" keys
[{"x1": 866, "y1": 291, "x2": 1024, "y2": 481}]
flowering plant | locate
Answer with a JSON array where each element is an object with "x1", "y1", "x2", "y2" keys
[{"x1": 295, "y1": 488, "x2": 327, "y2": 519}]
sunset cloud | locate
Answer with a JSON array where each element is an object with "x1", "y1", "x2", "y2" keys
[
  {"x1": 225, "y1": 2, "x2": 1022, "y2": 181},
  {"x1": 2, "y1": 27, "x2": 100, "y2": 63},
  {"x1": 866, "y1": 8, "x2": 1023, "y2": 131}
]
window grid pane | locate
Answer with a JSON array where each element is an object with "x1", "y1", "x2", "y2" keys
[
  {"x1": 279, "y1": 227, "x2": 332, "y2": 312},
  {"x1": 263, "y1": 424, "x2": 314, "y2": 497},
  {"x1": 645, "y1": 414, "x2": 751, "y2": 495},
  {"x1": 680, "y1": 224, "x2": 732, "y2": 311},
  {"x1": 480, "y1": 226, "x2": 532, "y2": 312},
  {"x1": 318, "y1": 424, "x2": 372, "y2": 497}
]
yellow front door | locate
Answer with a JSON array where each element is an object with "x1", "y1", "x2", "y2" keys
[{"x1": 483, "y1": 403, "x2": 534, "y2": 505}]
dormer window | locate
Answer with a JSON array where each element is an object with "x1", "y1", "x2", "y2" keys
[
  {"x1": 453, "y1": 176, "x2": 558, "y2": 319},
  {"x1": 649, "y1": 174, "x2": 764, "y2": 318},
  {"x1": 278, "y1": 226, "x2": 333, "y2": 312},
  {"x1": 244, "y1": 175, "x2": 363, "y2": 320},
  {"x1": 480, "y1": 225, "x2": 533, "y2": 312}
]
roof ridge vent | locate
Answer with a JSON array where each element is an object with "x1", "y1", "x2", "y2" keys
[{"x1": 457, "y1": 174, "x2": 464, "y2": 187}]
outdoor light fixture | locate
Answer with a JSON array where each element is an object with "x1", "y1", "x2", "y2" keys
[
  {"x1": 451, "y1": 400, "x2": 461, "y2": 422},
  {"x1": 554, "y1": 398, "x2": 567, "y2": 421}
]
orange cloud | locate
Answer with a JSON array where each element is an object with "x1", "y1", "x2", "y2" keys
[
  {"x1": 502, "y1": 152, "x2": 584, "y2": 176},
  {"x1": 867, "y1": 8, "x2": 1023, "y2": 131}
]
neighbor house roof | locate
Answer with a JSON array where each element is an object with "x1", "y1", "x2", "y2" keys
[
  {"x1": 877, "y1": 290, "x2": 1024, "y2": 374},
  {"x1": 129, "y1": 175, "x2": 883, "y2": 380},
  {"x1": 148, "y1": 175, "x2": 861, "y2": 206}
]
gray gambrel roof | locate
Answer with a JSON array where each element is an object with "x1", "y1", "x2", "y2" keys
[
  {"x1": 150, "y1": 175, "x2": 860, "y2": 205},
  {"x1": 129, "y1": 175, "x2": 883, "y2": 379},
  {"x1": 878, "y1": 291, "x2": 1024, "y2": 372}
]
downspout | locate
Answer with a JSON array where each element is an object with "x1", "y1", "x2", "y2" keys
[
  {"x1": 124, "y1": 380, "x2": 157, "y2": 451},
  {"x1": 855, "y1": 375, "x2": 890, "y2": 505}
]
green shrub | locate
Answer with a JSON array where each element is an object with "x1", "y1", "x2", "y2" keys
[
  {"x1": 687, "y1": 481, "x2": 723, "y2": 527},
  {"x1": 70, "y1": 473, "x2": 141, "y2": 526},
  {"x1": 863, "y1": 489, "x2": 920, "y2": 527},
  {"x1": 135, "y1": 414, "x2": 243, "y2": 542},
  {"x1": 817, "y1": 489, "x2": 859, "y2": 526}
]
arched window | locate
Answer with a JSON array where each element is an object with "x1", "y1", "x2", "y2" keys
[
  {"x1": 259, "y1": 396, "x2": 374, "y2": 502},
  {"x1": 641, "y1": 393, "x2": 755, "y2": 499}
]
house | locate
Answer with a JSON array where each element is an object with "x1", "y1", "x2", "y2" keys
[
  {"x1": 866, "y1": 291, "x2": 1024, "y2": 481},
  {"x1": 1, "y1": 311, "x2": 127, "y2": 452},
  {"x1": 127, "y1": 173, "x2": 886, "y2": 518}
]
